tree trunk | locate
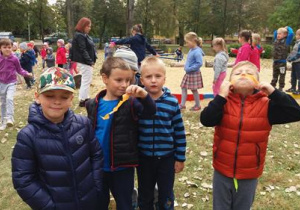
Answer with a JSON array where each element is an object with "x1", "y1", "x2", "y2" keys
[
  {"x1": 66, "y1": 0, "x2": 74, "y2": 38},
  {"x1": 221, "y1": 0, "x2": 227, "y2": 37},
  {"x1": 179, "y1": 22, "x2": 184, "y2": 46},
  {"x1": 126, "y1": 0, "x2": 134, "y2": 36}
]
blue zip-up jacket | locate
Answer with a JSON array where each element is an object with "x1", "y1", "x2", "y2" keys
[
  {"x1": 184, "y1": 46, "x2": 203, "y2": 73},
  {"x1": 287, "y1": 40, "x2": 300, "y2": 63},
  {"x1": 12, "y1": 103, "x2": 103, "y2": 210},
  {"x1": 115, "y1": 33, "x2": 157, "y2": 63},
  {"x1": 138, "y1": 87, "x2": 186, "y2": 162}
]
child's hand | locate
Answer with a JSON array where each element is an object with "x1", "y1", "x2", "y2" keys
[
  {"x1": 126, "y1": 85, "x2": 148, "y2": 98},
  {"x1": 27, "y1": 73, "x2": 33, "y2": 78},
  {"x1": 219, "y1": 81, "x2": 232, "y2": 98},
  {"x1": 175, "y1": 161, "x2": 184, "y2": 173},
  {"x1": 258, "y1": 82, "x2": 275, "y2": 96}
]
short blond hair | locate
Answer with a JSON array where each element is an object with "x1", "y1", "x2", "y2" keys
[
  {"x1": 185, "y1": 32, "x2": 202, "y2": 47},
  {"x1": 277, "y1": 27, "x2": 288, "y2": 34},
  {"x1": 252, "y1": 33, "x2": 261, "y2": 45},
  {"x1": 141, "y1": 57, "x2": 166, "y2": 75},
  {"x1": 230, "y1": 61, "x2": 259, "y2": 80}
]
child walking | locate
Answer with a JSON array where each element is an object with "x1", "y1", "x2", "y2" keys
[
  {"x1": 19, "y1": 42, "x2": 34, "y2": 89},
  {"x1": 138, "y1": 57, "x2": 186, "y2": 209},
  {"x1": 212, "y1": 37, "x2": 229, "y2": 96},
  {"x1": 56, "y1": 39, "x2": 67, "y2": 68},
  {"x1": 200, "y1": 61, "x2": 300, "y2": 210},
  {"x1": 0, "y1": 39, "x2": 32, "y2": 130},
  {"x1": 12, "y1": 67, "x2": 103, "y2": 210},
  {"x1": 250, "y1": 33, "x2": 263, "y2": 71},
  {"x1": 287, "y1": 29, "x2": 300, "y2": 95},
  {"x1": 180, "y1": 32, "x2": 204, "y2": 111},
  {"x1": 85, "y1": 57, "x2": 156, "y2": 210},
  {"x1": 271, "y1": 26, "x2": 294, "y2": 91},
  {"x1": 45, "y1": 47, "x2": 55, "y2": 68},
  {"x1": 230, "y1": 30, "x2": 253, "y2": 65}
]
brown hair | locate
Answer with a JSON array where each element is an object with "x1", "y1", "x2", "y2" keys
[
  {"x1": 141, "y1": 57, "x2": 166, "y2": 75},
  {"x1": 185, "y1": 32, "x2": 202, "y2": 47},
  {"x1": 75, "y1": 17, "x2": 91, "y2": 33},
  {"x1": 212, "y1": 37, "x2": 227, "y2": 52},
  {"x1": 132, "y1": 24, "x2": 143, "y2": 34},
  {"x1": 239, "y1": 30, "x2": 253, "y2": 48},
  {"x1": 100, "y1": 57, "x2": 131, "y2": 77},
  {"x1": 0, "y1": 38, "x2": 12, "y2": 47}
]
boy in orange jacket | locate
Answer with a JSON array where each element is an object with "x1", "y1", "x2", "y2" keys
[{"x1": 200, "y1": 61, "x2": 300, "y2": 210}]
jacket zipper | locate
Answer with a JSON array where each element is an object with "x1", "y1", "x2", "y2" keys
[
  {"x1": 152, "y1": 117, "x2": 155, "y2": 157},
  {"x1": 233, "y1": 98, "x2": 245, "y2": 178},
  {"x1": 60, "y1": 124, "x2": 79, "y2": 209},
  {"x1": 110, "y1": 123, "x2": 115, "y2": 171}
]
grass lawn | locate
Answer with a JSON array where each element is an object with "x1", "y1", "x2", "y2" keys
[{"x1": 0, "y1": 51, "x2": 300, "y2": 209}]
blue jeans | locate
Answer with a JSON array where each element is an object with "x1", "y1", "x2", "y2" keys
[
  {"x1": 0, "y1": 83, "x2": 16, "y2": 122},
  {"x1": 100, "y1": 168, "x2": 134, "y2": 210}
]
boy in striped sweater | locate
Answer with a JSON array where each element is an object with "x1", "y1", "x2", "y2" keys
[{"x1": 138, "y1": 57, "x2": 186, "y2": 209}]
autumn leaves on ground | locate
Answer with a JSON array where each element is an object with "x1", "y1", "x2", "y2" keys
[{"x1": 0, "y1": 52, "x2": 300, "y2": 210}]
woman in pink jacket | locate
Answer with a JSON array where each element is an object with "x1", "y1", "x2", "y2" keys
[{"x1": 231, "y1": 30, "x2": 253, "y2": 65}]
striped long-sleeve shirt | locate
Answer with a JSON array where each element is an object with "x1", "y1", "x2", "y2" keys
[{"x1": 138, "y1": 87, "x2": 186, "y2": 162}]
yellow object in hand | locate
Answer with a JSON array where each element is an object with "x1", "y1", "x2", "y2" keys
[
  {"x1": 231, "y1": 74, "x2": 259, "y2": 86},
  {"x1": 101, "y1": 94, "x2": 130, "y2": 120}
]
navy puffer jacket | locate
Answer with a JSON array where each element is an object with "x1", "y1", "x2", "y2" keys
[{"x1": 12, "y1": 103, "x2": 103, "y2": 210}]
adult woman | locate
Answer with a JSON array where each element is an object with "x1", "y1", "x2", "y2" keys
[
  {"x1": 71, "y1": 17, "x2": 97, "y2": 107},
  {"x1": 113, "y1": 24, "x2": 158, "y2": 67}
]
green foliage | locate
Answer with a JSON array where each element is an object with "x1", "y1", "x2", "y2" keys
[
  {"x1": 261, "y1": 44, "x2": 273, "y2": 59},
  {"x1": 227, "y1": 43, "x2": 241, "y2": 57}
]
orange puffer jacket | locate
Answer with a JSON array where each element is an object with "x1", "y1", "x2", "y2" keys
[{"x1": 213, "y1": 91, "x2": 272, "y2": 179}]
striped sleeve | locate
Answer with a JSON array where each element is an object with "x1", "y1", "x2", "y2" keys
[{"x1": 172, "y1": 105, "x2": 186, "y2": 162}]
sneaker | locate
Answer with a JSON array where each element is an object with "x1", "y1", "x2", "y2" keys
[
  {"x1": 0, "y1": 120, "x2": 7, "y2": 131},
  {"x1": 286, "y1": 88, "x2": 295, "y2": 92},
  {"x1": 179, "y1": 104, "x2": 186, "y2": 110},
  {"x1": 190, "y1": 106, "x2": 201, "y2": 111},
  {"x1": 293, "y1": 90, "x2": 300, "y2": 95},
  {"x1": 6, "y1": 119, "x2": 14, "y2": 127}
]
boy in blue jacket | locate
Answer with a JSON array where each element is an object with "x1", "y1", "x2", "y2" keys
[
  {"x1": 85, "y1": 57, "x2": 156, "y2": 210},
  {"x1": 138, "y1": 57, "x2": 186, "y2": 209},
  {"x1": 12, "y1": 67, "x2": 103, "y2": 210}
]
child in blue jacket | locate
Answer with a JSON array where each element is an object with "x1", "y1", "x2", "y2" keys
[{"x1": 12, "y1": 67, "x2": 103, "y2": 210}]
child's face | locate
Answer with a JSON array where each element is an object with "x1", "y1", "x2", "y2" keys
[
  {"x1": 35, "y1": 90, "x2": 73, "y2": 124},
  {"x1": 230, "y1": 65, "x2": 259, "y2": 91},
  {"x1": 46, "y1": 50, "x2": 51, "y2": 54},
  {"x1": 212, "y1": 44, "x2": 221, "y2": 53},
  {"x1": 0, "y1": 45, "x2": 12, "y2": 57},
  {"x1": 141, "y1": 64, "x2": 166, "y2": 97},
  {"x1": 185, "y1": 39, "x2": 196, "y2": 48},
  {"x1": 57, "y1": 42, "x2": 61, "y2": 47},
  {"x1": 277, "y1": 32, "x2": 286, "y2": 40},
  {"x1": 238, "y1": 36, "x2": 245, "y2": 44},
  {"x1": 102, "y1": 68, "x2": 133, "y2": 99},
  {"x1": 296, "y1": 33, "x2": 300, "y2": 40}
]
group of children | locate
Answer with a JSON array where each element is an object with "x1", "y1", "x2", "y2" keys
[{"x1": 0, "y1": 26, "x2": 299, "y2": 210}]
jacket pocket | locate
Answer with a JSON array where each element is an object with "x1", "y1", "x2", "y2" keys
[{"x1": 256, "y1": 143, "x2": 261, "y2": 169}]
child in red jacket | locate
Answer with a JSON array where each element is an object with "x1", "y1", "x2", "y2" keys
[
  {"x1": 56, "y1": 39, "x2": 67, "y2": 68},
  {"x1": 40, "y1": 42, "x2": 48, "y2": 69},
  {"x1": 200, "y1": 61, "x2": 300, "y2": 210}
]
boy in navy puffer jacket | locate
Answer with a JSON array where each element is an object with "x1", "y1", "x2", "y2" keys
[{"x1": 12, "y1": 67, "x2": 103, "y2": 210}]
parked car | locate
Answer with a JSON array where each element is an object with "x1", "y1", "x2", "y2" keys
[
  {"x1": 0, "y1": 32, "x2": 15, "y2": 42},
  {"x1": 44, "y1": 32, "x2": 68, "y2": 44}
]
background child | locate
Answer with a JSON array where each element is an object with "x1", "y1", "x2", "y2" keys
[
  {"x1": 287, "y1": 29, "x2": 300, "y2": 95},
  {"x1": 175, "y1": 47, "x2": 183, "y2": 61},
  {"x1": 0, "y1": 39, "x2": 32, "y2": 130},
  {"x1": 230, "y1": 30, "x2": 253, "y2": 65},
  {"x1": 26, "y1": 42, "x2": 37, "y2": 66},
  {"x1": 45, "y1": 47, "x2": 55, "y2": 68},
  {"x1": 138, "y1": 57, "x2": 186, "y2": 209},
  {"x1": 104, "y1": 42, "x2": 114, "y2": 59},
  {"x1": 56, "y1": 39, "x2": 67, "y2": 68},
  {"x1": 250, "y1": 33, "x2": 263, "y2": 71},
  {"x1": 85, "y1": 57, "x2": 156, "y2": 210},
  {"x1": 12, "y1": 67, "x2": 103, "y2": 210},
  {"x1": 271, "y1": 26, "x2": 294, "y2": 91},
  {"x1": 180, "y1": 32, "x2": 204, "y2": 111},
  {"x1": 212, "y1": 37, "x2": 229, "y2": 96},
  {"x1": 40, "y1": 42, "x2": 48, "y2": 69},
  {"x1": 19, "y1": 42, "x2": 34, "y2": 89},
  {"x1": 200, "y1": 61, "x2": 300, "y2": 210}
]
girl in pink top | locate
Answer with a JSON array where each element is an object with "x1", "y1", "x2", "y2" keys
[
  {"x1": 250, "y1": 33, "x2": 263, "y2": 72},
  {"x1": 231, "y1": 30, "x2": 253, "y2": 65}
]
